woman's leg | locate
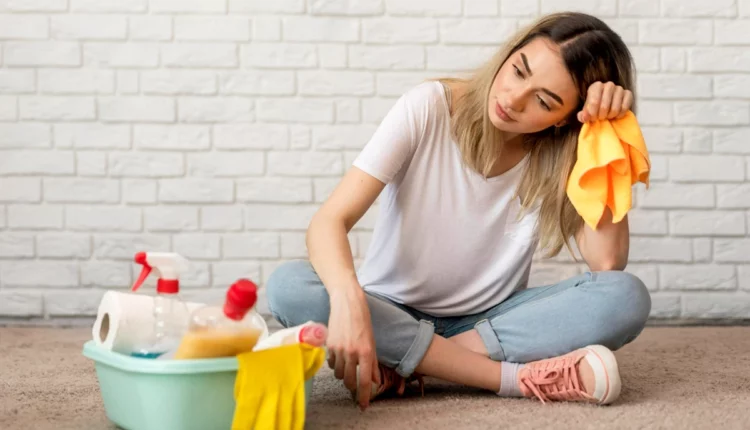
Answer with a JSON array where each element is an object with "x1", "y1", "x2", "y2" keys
[
  {"x1": 265, "y1": 260, "x2": 435, "y2": 378},
  {"x1": 413, "y1": 334, "x2": 600, "y2": 396},
  {"x1": 444, "y1": 270, "x2": 652, "y2": 362},
  {"x1": 401, "y1": 270, "x2": 650, "y2": 405},
  {"x1": 266, "y1": 260, "x2": 513, "y2": 393},
  {"x1": 267, "y1": 262, "x2": 640, "y2": 404}
]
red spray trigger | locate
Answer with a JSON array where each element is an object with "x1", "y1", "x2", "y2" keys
[{"x1": 131, "y1": 252, "x2": 152, "y2": 292}]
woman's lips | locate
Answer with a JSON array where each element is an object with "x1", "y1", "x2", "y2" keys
[{"x1": 495, "y1": 102, "x2": 515, "y2": 122}]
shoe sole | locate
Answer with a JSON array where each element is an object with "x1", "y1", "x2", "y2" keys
[{"x1": 583, "y1": 345, "x2": 622, "y2": 405}]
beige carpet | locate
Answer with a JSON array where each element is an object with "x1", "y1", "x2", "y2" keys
[{"x1": 1, "y1": 326, "x2": 749, "y2": 429}]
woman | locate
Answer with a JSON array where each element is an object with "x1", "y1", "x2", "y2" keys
[{"x1": 267, "y1": 12, "x2": 651, "y2": 410}]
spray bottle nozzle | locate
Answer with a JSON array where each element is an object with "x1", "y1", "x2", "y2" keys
[
  {"x1": 131, "y1": 251, "x2": 188, "y2": 294},
  {"x1": 132, "y1": 251, "x2": 152, "y2": 292}
]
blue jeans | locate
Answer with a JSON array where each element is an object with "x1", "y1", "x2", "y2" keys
[{"x1": 266, "y1": 260, "x2": 651, "y2": 378}]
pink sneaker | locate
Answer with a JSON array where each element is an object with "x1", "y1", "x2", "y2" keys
[{"x1": 517, "y1": 345, "x2": 622, "y2": 405}]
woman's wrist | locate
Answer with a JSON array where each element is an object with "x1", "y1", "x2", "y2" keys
[{"x1": 330, "y1": 279, "x2": 365, "y2": 305}]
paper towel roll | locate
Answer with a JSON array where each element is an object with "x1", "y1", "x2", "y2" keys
[{"x1": 91, "y1": 291, "x2": 207, "y2": 354}]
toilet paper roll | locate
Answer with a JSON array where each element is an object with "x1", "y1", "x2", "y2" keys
[{"x1": 92, "y1": 290, "x2": 207, "y2": 354}]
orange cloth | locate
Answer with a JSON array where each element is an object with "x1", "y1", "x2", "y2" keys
[{"x1": 566, "y1": 111, "x2": 650, "y2": 230}]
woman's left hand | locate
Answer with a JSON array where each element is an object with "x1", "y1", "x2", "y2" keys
[{"x1": 577, "y1": 81, "x2": 633, "y2": 123}]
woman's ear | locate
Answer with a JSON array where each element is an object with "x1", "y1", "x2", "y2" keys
[{"x1": 555, "y1": 119, "x2": 567, "y2": 127}]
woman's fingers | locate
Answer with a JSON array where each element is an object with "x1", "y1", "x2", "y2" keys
[
  {"x1": 617, "y1": 90, "x2": 634, "y2": 118},
  {"x1": 608, "y1": 86, "x2": 624, "y2": 119},
  {"x1": 371, "y1": 353, "x2": 381, "y2": 386},
  {"x1": 356, "y1": 354, "x2": 373, "y2": 410},
  {"x1": 580, "y1": 82, "x2": 633, "y2": 122},
  {"x1": 334, "y1": 349, "x2": 346, "y2": 380},
  {"x1": 585, "y1": 81, "x2": 602, "y2": 120},
  {"x1": 343, "y1": 352, "x2": 359, "y2": 392},
  {"x1": 597, "y1": 82, "x2": 615, "y2": 120}
]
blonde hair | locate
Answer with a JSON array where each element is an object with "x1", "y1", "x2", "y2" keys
[{"x1": 439, "y1": 12, "x2": 636, "y2": 258}]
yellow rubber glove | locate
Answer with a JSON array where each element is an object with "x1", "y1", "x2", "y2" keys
[{"x1": 232, "y1": 343, "x2": 325, "y2": 430}]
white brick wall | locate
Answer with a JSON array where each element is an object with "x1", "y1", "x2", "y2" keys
[{"x1": 0, "y1": 0, "x2": 748, "y2": 323}]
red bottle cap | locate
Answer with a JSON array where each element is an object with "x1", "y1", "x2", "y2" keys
[
  {"x1": 157, "y1": 279, "x2": 179, "y2": 294},
  {"x1": 223, "y1": 279, "x2": 258, "y2": 321}
]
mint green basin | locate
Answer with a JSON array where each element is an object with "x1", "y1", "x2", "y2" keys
[{"x1": 83, "y1": 341, "x2": 313, "y2": 430}]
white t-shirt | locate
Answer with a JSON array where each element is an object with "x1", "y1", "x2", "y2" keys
[{"x1": 353, "y1": 81, "x2": 540, "y2": 317}]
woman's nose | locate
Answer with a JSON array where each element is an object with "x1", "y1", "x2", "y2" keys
[{"x1": 506, "y1": 91, "x2": 525, "y2": 112}]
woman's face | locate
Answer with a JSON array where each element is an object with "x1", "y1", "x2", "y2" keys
[{"x1": 488, "y1": 37, "x2": 580, "y2": 135}]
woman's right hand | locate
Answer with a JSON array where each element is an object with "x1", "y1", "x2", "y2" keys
[
  {"x1": 327, "y1": 285, "x2": 381, "y2": 410},
  {"x1": 306, "y1": 166, "x2": 387, "y2": 409}
]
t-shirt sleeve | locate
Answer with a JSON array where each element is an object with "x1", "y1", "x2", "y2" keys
[{"x1": 352, "y1": 82, "x2": 434, "y2": 184}]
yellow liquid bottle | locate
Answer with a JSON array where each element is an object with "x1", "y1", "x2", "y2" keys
[{"x1": 173, "y1": 279, "x2": 264, "y2": 360}]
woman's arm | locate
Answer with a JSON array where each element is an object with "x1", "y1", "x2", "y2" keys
[
  {"x1": 307, "y1": 166, "x2": 384, "y2": 299},
  {"x1": 306, "y1": 166, "x2": 386, "y2": 410},
  {"x1": 306, "y1": 82, "x2": 431, "y2": 409},
  {"x1": 573, "y1": 81, "x2": 635, "y2": 271},
  {"x1": 574, "y1": 208, "x2": 629, "y2": 271}
]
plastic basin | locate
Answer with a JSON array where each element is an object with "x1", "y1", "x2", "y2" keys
[{"x1": 82, "y1": 341, "x2": 313, "y2": 430}]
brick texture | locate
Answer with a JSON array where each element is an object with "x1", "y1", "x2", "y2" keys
[{"x1": 0, "y1": 2, "x2": 748, "y2": 322}]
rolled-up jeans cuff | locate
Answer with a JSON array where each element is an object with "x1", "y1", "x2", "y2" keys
[
  {"x1": 395, "y1": 319, "x2": 434, "y2": 378},
  {"x1": 475, "y1": 319, "x2": 506, "y2": 362}
]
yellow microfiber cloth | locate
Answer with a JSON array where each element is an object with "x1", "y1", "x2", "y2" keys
[
  {"x1": 232, "y1": 343, "x2": 325, "y2": 430},
  {"x1": 566, "y1": 110, "x2": 651, "y2": 230}
]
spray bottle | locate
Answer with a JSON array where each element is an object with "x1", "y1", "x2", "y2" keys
[{"x1": 130, "y1": 251, "x2": 190, "y2": 359}]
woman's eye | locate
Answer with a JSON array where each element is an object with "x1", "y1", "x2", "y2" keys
[
  {"x1": 513, "y1": 66, "x2": 523, "y2": 78},
  {"x1": 537, "y1": 96, "x2": 550, "y2": 111}
]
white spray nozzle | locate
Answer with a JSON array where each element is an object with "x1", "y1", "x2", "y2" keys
[{"x1": 132, "y1": 251, "x2": 189, "y2": 292}]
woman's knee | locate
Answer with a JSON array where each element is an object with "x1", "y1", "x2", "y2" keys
[
  {"x1": 265, "y1": 259, "x2": 330, "y2": 327},
  {"x1": 266, "y1": 259, "x2": 311, "y2": 292},
  {"x1": 591, "y1": 270, "x2": 652, "y2": 348}
]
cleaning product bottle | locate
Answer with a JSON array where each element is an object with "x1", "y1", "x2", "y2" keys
[
  {"x1": 253, "y1": 321, "x2": 328, "y2": 352},
  {"x1": 173, "y1": 278, "x2": 266, "y2": 360},
  {"x1": 130, "y1": 251, "x2": 191, "y2": 359}
]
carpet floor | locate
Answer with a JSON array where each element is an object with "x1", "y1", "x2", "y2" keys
[{"x1": 1, "y1": 326, "x2": 749, "y2": 429}]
